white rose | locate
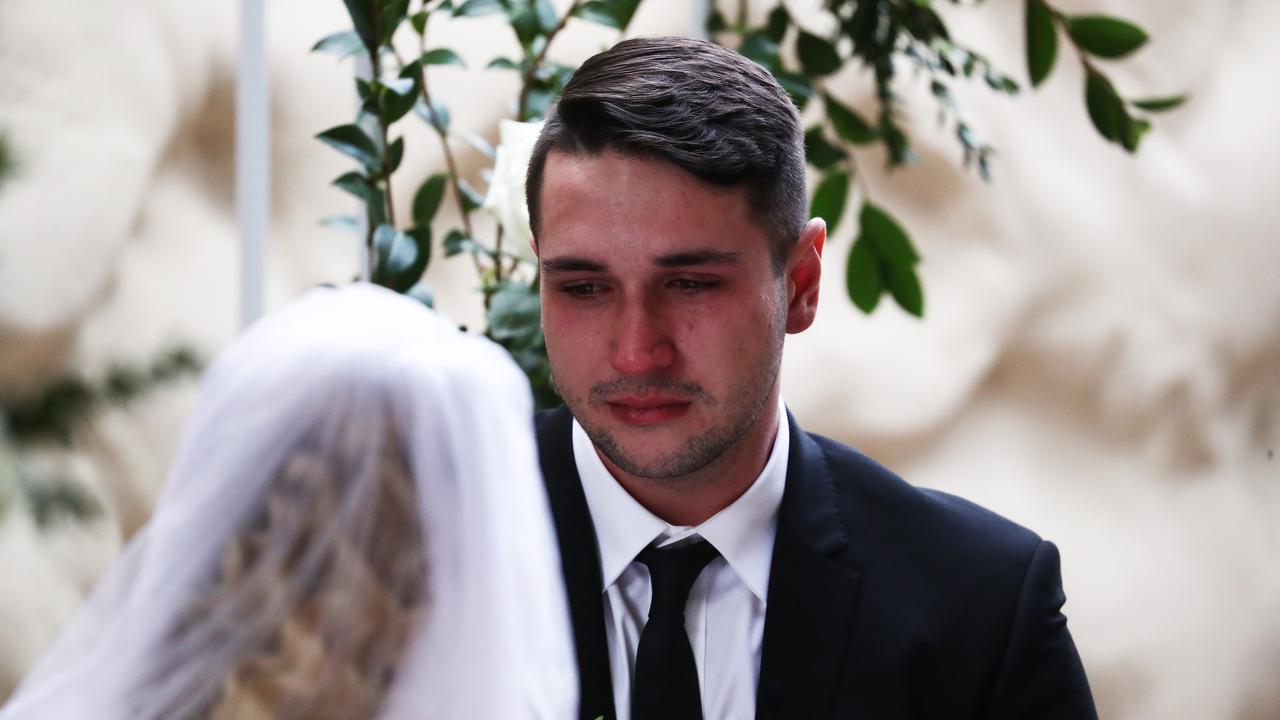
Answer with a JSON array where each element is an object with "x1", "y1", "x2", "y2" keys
[{"x1": 481, "y1": 119, "x2": 544, "y2": 260}]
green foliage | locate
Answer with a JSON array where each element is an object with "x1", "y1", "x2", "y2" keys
[
  {"x1": 313, "y1": 0, "x2": 1177, "y2": 401},
  {"x1": 0, "y1": 130, "x2": 11, "y2": 188},
  {"x1": 3, "y1": 348, "x2": 201, "y2": 446}
]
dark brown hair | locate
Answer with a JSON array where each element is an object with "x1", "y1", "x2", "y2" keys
[{"x1": 526, "y1": 36, "x2": 806, "y2": 271}]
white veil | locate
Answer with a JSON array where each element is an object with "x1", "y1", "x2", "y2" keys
[{"x1": 0, "y1": 284, "x2": 577, "y2": 719}]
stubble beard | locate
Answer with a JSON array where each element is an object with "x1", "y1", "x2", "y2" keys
[{"x1": 553, "y1": 326, "x2": 785, "y2": 483}]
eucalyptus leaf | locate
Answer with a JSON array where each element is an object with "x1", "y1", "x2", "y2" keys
[
  {"x1": 810, "y1": 172, "x2": 850, "y2": 235},
  {"x1": 458, "y1": 178, "x2": 486, "y2": 212},
  {"x1": 413, "y1": 173, "x2": 449, "y2": 226},
  {"x1": 825, "y1": 94, "x2": 877, "y2": 145},
  {"x1": 444, "y1": 229, "x2": 484, "y2": 257},
  {"x1": 381, "y1": 75, "x2": 419, "y2": 124},
  {"x1": 1067, "y1": 15, "x2": 1149, "y2": 59},
  {"x1": 797, "y1": 31, "x2": 842, "y2": 77},
  {"x1": 421, "y1": 48, "x2": 467, "y2": 67},
  {"x1": 316, "y1": 124, "x2": 382, "y2": 172},
  {"x1": 845, "y1": 237, "x2": 882, "y2": 313},
  {"x1": 488, "y1": 282, "x2": 543, "y2": 344},
  {"x1": 1132, "y1": 94, "x2": 1186, "y2": 112},
  {"x1": 487, "y1": 57, "x2": 519, "y2": 70}
]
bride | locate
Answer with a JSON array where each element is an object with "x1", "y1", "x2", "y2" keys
[{"x1": 0, "y1": 284, "x2": 577, "y2": 719}]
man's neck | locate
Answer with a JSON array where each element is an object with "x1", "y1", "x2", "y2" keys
[{"x1": 597, "y1": 393, "x2": 782, "y2": 526}]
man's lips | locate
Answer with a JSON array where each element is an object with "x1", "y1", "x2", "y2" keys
[{"x1": 606, "y1": 395, "x2": 692, "y2": 425}]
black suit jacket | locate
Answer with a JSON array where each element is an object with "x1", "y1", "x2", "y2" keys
[{"x1": 536, "y1": 406, "x2": 1097, "y2": 720}]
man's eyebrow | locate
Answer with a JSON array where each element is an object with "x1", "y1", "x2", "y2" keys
[
  {"x1": 540, "y1": 256, "x2": 608, "y2": 274},
  {"x1": 653, "y1": 250, "x2": 743, "y2": 268}
]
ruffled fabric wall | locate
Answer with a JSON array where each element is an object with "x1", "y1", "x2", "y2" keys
[{"x1": 0, "y1": 1, "x2": 1276, "y2": 717}]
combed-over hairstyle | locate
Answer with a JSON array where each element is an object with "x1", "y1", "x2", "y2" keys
[{"x1": 526, "y1": 35, "x2": 807, "y2": 272}]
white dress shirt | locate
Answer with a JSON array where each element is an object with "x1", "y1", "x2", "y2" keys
[{"x1": 572, "y1": 398, "x2": 789, "y2": 720}]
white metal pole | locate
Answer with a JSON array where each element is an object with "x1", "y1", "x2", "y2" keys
[{"x1": 237, "y1": 0, "x2": 269, "y2": 329}]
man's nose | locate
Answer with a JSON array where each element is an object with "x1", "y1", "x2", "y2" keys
[{"x1": 610, "y1": 296, "x2": 675, "y2": 375}]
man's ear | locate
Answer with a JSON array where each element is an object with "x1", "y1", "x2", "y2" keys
[
  {"x1": 785, "y1": 218, "x2": 825, "y2": 334},
  {"x1": 530, "y1": 235, "x2": 540, "y2": 258}
]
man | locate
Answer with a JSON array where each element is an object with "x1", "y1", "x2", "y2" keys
[{"x1": 527, "y1": 36, "x2": 1096, "y2": 720}]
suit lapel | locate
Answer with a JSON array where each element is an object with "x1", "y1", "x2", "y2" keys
[
  {"x1": 536, "y1": 407, "x2": 618, "y2": 720},
  {"x1": 756, "y1": 413, "x2": 861, "y2": 719}
]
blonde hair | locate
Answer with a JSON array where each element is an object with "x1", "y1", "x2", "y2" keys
[{"x1": 148, "y1": 419, "x2": 429, "y2": 720}]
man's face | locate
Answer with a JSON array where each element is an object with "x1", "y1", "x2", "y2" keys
[{"x1": 536, "y1": 150, "x2": 789, "y2": 480}]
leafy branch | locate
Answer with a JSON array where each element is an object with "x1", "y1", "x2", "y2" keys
[{"x1": 708, "y1": 0, "x2": 1182, "y2": 318}]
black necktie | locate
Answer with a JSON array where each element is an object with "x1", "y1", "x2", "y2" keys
[{"x1": 631, "y1": 538, "x2": 720, "y2": 720}]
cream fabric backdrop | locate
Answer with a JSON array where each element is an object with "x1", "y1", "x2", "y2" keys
[{"x1": 1, "y1": 0, "x2": 1276, "y2": 717}]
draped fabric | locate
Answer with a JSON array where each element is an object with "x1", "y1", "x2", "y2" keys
[{"x1": 0, "y1": 284, "x2": 576, "y2": 719}]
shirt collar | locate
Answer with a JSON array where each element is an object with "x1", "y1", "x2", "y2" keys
[{"x1": 572, "y1": 397, "x2": 789, "y2": 603}]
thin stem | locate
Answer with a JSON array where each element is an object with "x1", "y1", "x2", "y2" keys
[
  {"x1": 415, "y1": 26, "x2": 484, "y2": 279},
  {"x1": 516, "y1": 1, "x2": 582, "y2": 120}
]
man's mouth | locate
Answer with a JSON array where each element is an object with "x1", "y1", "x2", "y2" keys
[{"x1": 605, "y1": 395, "x2": 693, "y2": 425}]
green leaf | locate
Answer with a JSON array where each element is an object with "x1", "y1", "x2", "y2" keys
[
  {"x1": 705, "y1": 8, "x2": 728, "y2": 34},
  {"x1": 810, "y1": 172, "x2": 850, "y2": 235},
  {"x1": 573, "y1": 1, "x2": 621, "y2": 29},
  {"x1": 1025, "y1": 0, "x2": 1057, "y2": 87},
  {"x1": 372, "y1": 224, "x2": 429, "y2": 292},
  {"x1": 509, "y1": 4, "x2": 540, "y2": 48},
  {"x1": 454, "y1": 0, "x2": 504, "y2": 16},
  {"x1": 316, "y1": 124, "x2": 381, "y2": 171},
  {"x1": 824, "y1": 94, "x2": 877, "y2": 145},
  {"x1": 410, "y1": 10, "x2": 429, "y2": 35},
  {"x1": 859, "y1": 202, "x2": 919, "y2": 267},
  {"x1": 332, "y1": 171, "x2": 380, "y2": 203},
  {"x1": 381, "y1": 0, "x2": 412, "y2": 46},
  {"x1": 311, "y1": 30, "x2": 364, "y2": 59},
  {"x1": 366, "y1": 186, "x2": 388, "y2": 227},
  {"x1": 384, "y1": 136, "x2": 405, "y2": 174},
  {"x1": 341, "y1": 0, "x2": 378, "y2": 50},
  {"x1": 885, "y1": 261, "x2": 924, "y2": 317},
  {"x1": 488, "y1": 282, "x2": 543, "y2": 344},
  {"x1": 534, "y1": 0, "x2": 558, "y2": 33},
  {"x1": 764, "y1": 5, "x2": 790, "y2": 43},
  {"x1": 845, "y1": 237, "x2": 882, "y2": 313},
  {"x1": 1122, "y1": 116, "x2": 1152, "y2": 153},
  {"x1": 1132, "y1": 94, "x2": 1186, "y2": 112},
  {"x1": 407, "y1": 225, "x2": 432, "y2": 274},
  {"x1": 421, "y1": 47, "x2": 466, "y2": 67},
  {"x1": 1067, "y1": 15, "x2": 1149, "y2": 59},
  {"x1": 412, "y1": 173, "x2": 449, "y2": 226},
  {"x1": 414, "y1": 97, "x2": 451, "y2": 133},
  {"x1": 738, "y1": 32, "x2": 780, "y2": 71},
  {"x1": 457, "y1": 178, "x2": 485, "y2": 212},
  {"x1": 796, "y1": 31, "x2": 841, "y2": 77},
  {"x1": 1084, "y1": 70, "x2": 1125, "y2": 143},
  {"x1": 487, "y1": 56, "x2": 519, "y2": 70},
  {"x1": 320, "y1": 214, "x2": 360, "y2": 232},
  {"x1": 444, "y1": 228, "x2": 483, "y2": 257},
  {"x1": 804, "y1": 126, "x2": 846, "y2": 170},
  {"x1": 524, "y1": 85, "x2": 556, "y2": 120},
  {"x1": 381, "y1": 74, "x2": 420, "y2": 124},
  {"x1": 406, "y1": 280, "x2": 435, "y2": 308},
  {"x1": 774, "y1": 69, "x2": 814, "y2": 110},
  {"x1": 608, "y1": 0, "x2": 640, "y2": 30}
]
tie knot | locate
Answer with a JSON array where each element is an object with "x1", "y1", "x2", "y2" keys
[{"x1": 637, "y1": 539, "x2": 720, "y2": 618}]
